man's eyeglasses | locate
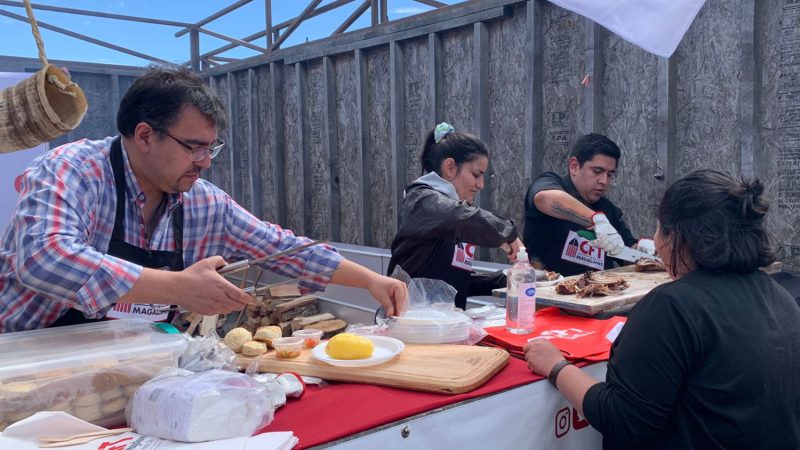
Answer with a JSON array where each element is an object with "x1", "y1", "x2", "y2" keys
[{"x1": 159, "y1": 129, "x2": 225, "y2": 161}]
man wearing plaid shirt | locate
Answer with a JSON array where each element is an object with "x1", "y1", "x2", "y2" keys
[{"x1": 0, "y1": 66, "x2": 407, "y2": 332}]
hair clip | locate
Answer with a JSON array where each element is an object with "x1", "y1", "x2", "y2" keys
[{"x1": 434, "y1": 122, "x2": 455, "y2": 144}]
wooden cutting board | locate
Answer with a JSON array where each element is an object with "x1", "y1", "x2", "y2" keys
[
  {"x1": 535, "y1": 266, "x2": 672, "y2": 315},
  {"x1": 238, "y1": 344, "x2": 509, "y2": 394}
]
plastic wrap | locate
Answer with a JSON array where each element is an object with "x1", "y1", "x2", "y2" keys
[
  {"x1": 384, "y1": 266, "x2": 487, "y2": 345},
  {"x1": 178, "y1": 330, "x2": 239, "y2": 372},
  {"x1": 126, "y1": 368, "x2": 274, "y2": 442}
]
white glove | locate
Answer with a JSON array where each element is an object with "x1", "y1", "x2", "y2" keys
[
  {"x1": 588, "y1": 213, "x2": 625, "y2": 256},
  {"x1": 634, "y1": 238, "x2": 656, "y2": 256}
]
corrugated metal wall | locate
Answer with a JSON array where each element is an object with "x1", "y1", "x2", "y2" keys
[
  {"x1": 200, "y1": 0, "x2": 800, "y2": 275},
  {"x1": 3, "y1": 0, "x2": 797, "y2": 275}
]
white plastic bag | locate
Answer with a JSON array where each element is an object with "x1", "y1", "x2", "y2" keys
[
  {"x1": 126, "y1": 369, "x2": 275, "y2": 442},
  {"x1": 386, "y1": 266, "x2": 487, "y2": 345}
]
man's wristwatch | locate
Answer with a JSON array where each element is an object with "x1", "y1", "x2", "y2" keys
[{"x1": 548, "y1": 359, "x2": 573, "y2": 389}]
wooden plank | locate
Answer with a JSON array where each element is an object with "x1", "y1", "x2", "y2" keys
[
  {"x1": 110, "y1": 74, "x2": 120, "y2": 130},
  {"x1": 675, "y1": 1, "x2": 740, "y2": 177},
  {"x1": 239, "y1": 343, "x2": 510, "y2": 394},
  {"x1": 234, "y1": 71, "x2": 251, "y2": 209},
  {"x1": 306, "y1": 59, "x2": 331, "y2": 239},
  {"x1": 402, "y1": 37, "x2": 431, "y2": 183},
  {"x1": 298, "y1": 62, "x2": 311, "y2": 235},
  {"x1": 525, "y1": 0, "x2": 544, "y2": 181},
  {"x1": 739, "y1": 0, "x2": 759, "y2": 179},
  {"x1": 248, "y1": 68, "x2": 263, "y2": 218},
  {"x1": 365, "y1": 47, "x2": 393, "y2": 247},
  {"x1": 428, "y1": 32, "x2": 442, "y2": 125},
  {"x1": 227, "y1": 72, "x2": 241, "y2": 201},
  {"x1": 324, "y1": 56, "x2": 341, "y2": 241},
  {"x1": 355, "y1": 49, "x2": 373, "y2": 246},
  {"x1": 441, "y1": 27, "x2": 473, "y2": 134},
  {"x1": 473, "y1": 21, "x2": 491, "y2": 261},
  {"x1": 656, "y1": 57, "x2": 676, "y2": 186},
  {"x1": 282, "y1": 6, "x2": 511, "y2": 65},
  {"x1": 269, "y1": 62, "x2": 286, "y2": 225},
  {"x1": 540, "y1": 3, "x2": 582, "y2": 173},
  {"x1": 334, "y1": 52, "x2": 364, "y2": 244},
  {"x1": 205, "y1": 76, "x2": 219, "y2": 186},
  {"x1": 535, "y1": 266, "x2": 671, "y2": 315},
  {"x1": 486, "y1": 4, "x2": 526, "y2": 261},
  {"x1": 283, "y1": 64, "x2": 304, "y2": 232},
  {"x1": 390, "y1": 40, "x2": 405, "y2": 231},
  {"x1": 581, "y1": 19, "x2": 603, "y2": 134}
]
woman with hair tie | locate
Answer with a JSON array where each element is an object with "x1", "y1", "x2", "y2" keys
[
  {"x1": 524, "y1": 169, "x2": 800, "y2": 449},
  {"x1": 387, "y1": 122, "x2": 523, "y2": 310}
]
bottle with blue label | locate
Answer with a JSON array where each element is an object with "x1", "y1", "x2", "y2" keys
[{"x1": 506, "y1": 247, "x2": 536, "y2": 334}]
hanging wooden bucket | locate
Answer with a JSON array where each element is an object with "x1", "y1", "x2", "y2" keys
[{"x1": 0, "y1": 64, "x2": 87, "y2": 153}]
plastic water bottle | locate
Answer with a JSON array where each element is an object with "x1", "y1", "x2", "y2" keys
[{"x1": 506, "y1": 247, "x2": 536, "y2": 334}]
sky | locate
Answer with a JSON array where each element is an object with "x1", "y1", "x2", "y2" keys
[{"x1": 0, "y1": 1, "x2": 460, "y2": 67}]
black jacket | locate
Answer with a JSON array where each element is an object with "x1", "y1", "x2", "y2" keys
[{"x1": 388, "y1": 172, "x2": 517, "y2": 309}]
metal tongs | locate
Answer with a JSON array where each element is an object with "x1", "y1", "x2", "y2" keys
[
  {"x1": 242, "y1": 269, "x2": 336, "y2": 296},
  {"x1": 217, "y1": 239, "x2": 328, "y2": 276}
]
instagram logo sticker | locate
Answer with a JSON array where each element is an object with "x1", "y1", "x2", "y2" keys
[{"x1": 554, "y1": 407, "x2": 570, "y2": 438}]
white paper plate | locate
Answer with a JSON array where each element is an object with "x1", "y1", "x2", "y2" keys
[
  {"x1": 502, "y1": 269, "x2": 563, "y2": 287},
  {"x1": 535, "y1": 275, "x2": 564, "y2": 287},
  {"x1": 312, "y1": 335, "x2": 404, "y2": 367}
]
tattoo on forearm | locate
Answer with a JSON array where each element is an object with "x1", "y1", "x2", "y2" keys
[{"x1": 552, "y1": 202, "x2": 593, "y2": 227}]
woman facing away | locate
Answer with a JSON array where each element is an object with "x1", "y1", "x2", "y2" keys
[
  {"x1": 524, "y1": 169, "x2": 800, "y2": 449},
  {"x1": 387, "y1": 122, "x2": 523, "y2": 310}
]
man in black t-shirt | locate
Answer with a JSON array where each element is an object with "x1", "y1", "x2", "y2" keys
[{"x1": 522, "y1": 133, "x2": 637, "y2": 276}]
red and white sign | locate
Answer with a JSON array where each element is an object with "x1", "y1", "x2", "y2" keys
[
  {"x1": 560, "y1": 230, "x2": 605, "y2": 270},
  {"x1": 451, "y1": 242, "x2": 476, "y2": 271},
  {"x1": 105, "y1": 302, "x2": 170, "y2": 321}
]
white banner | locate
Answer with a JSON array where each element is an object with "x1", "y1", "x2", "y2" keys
[
  {"x1": 0, "y1": 72, "x2": 48, "y2": 232},
  {"x1": 548, "y1": 0, "x2": 706, "y2": 57}
]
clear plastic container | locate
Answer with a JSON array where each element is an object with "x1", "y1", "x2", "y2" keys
[
  {"x1": 0, "y1": 319, "x2": 187, "y2": 431},
  {"x1": 273, "y1": 337, "x2": 303, "y2": 359},
  {"x1": 292, "y1": 329, "x2": 323, "y2": 349},
  {"x1": 506, "y1": 247, "x2": 537, "y2": 334}
]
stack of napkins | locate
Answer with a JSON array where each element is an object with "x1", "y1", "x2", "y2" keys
[{"x1": 0, "y1": 411, "x2": 298, "y2": 450}]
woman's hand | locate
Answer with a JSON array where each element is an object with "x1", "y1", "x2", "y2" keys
[
  {"x1": 523, "y1": 337, "x2": 566, "y2": 377},
  {"x1": 502, "y1": 238, "x2": 524, "y2": 262}
]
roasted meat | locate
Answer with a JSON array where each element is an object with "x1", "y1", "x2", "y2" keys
[
  {"x1": 635, "y1": 257, "x2": 666, "y2": 272},
  {"x1": 554, "y1": 271, "x2": 630, "y2": 298}
]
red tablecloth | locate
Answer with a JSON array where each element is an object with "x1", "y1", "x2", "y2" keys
[
  {"x1": 259, "y1": 356, "x2": 539, "y2": 449},
  {"x1": 483, "y1": 307, "x2": 625, "y2": 361}
]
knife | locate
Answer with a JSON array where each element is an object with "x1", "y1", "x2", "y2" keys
[{"x1": 576, "y1": 230, "x2": 662, "y2": 264}]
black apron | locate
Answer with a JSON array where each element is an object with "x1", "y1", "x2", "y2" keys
[{"x1": 50, "y1": 138, "x2": 184, "y2": 327}]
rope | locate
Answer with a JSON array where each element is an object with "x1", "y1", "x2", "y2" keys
[
  {"x1": 23, "y1": 0, "x2": 47, "y2": 67},
  {"x1": 23, "y1": 0, "x2": 77, "y2": 97}
]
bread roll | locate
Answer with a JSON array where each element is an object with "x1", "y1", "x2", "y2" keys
[
  {"x1": 73, "y1": 392, "x2": 102, "y2": 407},
  {"x1": 101, "y1": 396, "x2": 128, "y2": 415},
  {"x1": 73, "y1": 404, "x2": 103, "y2": 421},
  {"x1": 241, "y1": 340, "x2": 267, "y2": 356},
  {"x1": 223, "y1": 328, "x2": 253, "y2": 353},
  {"x1": 253, "y1": 326, "x2": 282, "y2": 347}
]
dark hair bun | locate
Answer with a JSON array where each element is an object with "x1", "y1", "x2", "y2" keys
[{"x1": 737, "y1": 178, "x2": 768, "y2": 221}]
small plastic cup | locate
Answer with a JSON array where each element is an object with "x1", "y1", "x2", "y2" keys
[
  {"x1": 273, "y1": 336, "x2": 303, "y2": 359},
  {"x1": 293, "y1": 329, "x2": 323, "y2": 349}
]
